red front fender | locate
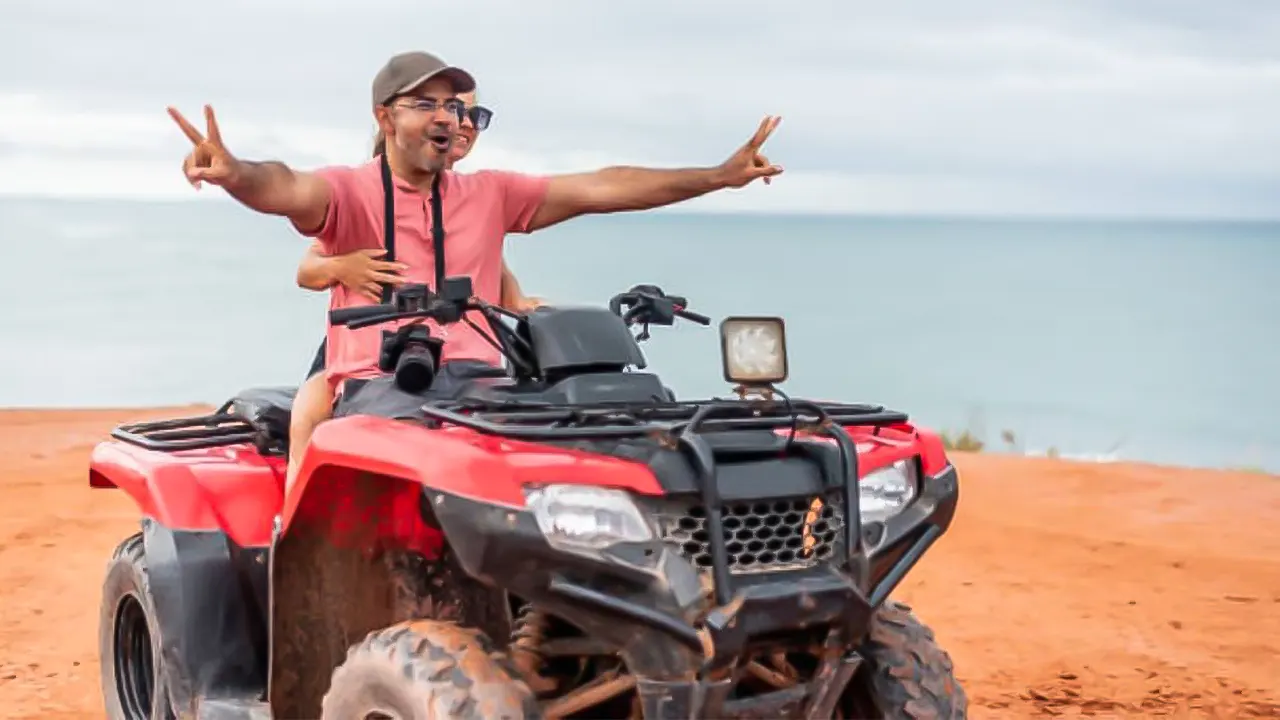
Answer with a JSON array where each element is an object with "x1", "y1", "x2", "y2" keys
[{"x1": 282, "y1": 415, "x2": 664, "y2": 540}]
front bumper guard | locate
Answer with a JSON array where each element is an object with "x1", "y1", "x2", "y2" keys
[{"x1": 530, "y1": 463, "x2": 959, "y2": 718}]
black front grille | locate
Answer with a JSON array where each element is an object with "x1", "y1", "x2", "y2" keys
[{"x1": 655, "y1": 496, "x2": 845, "y2": 575}]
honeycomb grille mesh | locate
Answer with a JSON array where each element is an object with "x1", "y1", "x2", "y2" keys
[{"x1": 657, "y1": 496, "x2": 845, "y2": 575}]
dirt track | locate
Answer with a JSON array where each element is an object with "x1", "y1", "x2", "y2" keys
[{"x1": 0, "y1": 407, "x2": 1277, "y2": 718}]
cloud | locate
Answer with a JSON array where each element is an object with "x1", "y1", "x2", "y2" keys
[{"x1": 1, "y1": 0, "x2": 1278, "y2": 217}]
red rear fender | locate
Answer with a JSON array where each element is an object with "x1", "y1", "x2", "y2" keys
[{"x1": 89, "y1": 440, "x2": 284, "y2": 547}]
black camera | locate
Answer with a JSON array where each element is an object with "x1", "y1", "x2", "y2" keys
[
  {"x1": 369, "y1": 278, "x2": 475, "y2": 394},
  {"x1": 379, "y1": 324, "x2": 443, "y2": 394}
]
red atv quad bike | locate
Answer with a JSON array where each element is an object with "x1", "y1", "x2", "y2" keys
[{"x1": 90, "y1": 278, "x2": 967, "y2": 719}]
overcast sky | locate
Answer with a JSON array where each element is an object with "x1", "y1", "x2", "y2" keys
[{"x1": 1, "y1": 0, "x2": 1278, "y2": 217}]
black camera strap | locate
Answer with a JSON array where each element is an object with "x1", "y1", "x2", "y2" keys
[{"x1": 378, "y1": 153, "x2": 446, "y2": 304}]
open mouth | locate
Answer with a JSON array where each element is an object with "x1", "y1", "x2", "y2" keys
[{"x1": 427, "y1": 132, "x2": 452, "y2": 153}]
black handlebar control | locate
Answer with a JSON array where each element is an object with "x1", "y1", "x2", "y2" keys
[
  {"x1": 329, "y1": 304, "x2": 394, "y2": 326},
  {"x1": 608, "y1": 284, "x2": 710, "y2": 341}
]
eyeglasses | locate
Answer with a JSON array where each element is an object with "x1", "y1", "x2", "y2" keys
[
  {"x1": 465, "y1": 105, "x2": 493, "y2": 131},
  {"x1": 391, "y1": 96, "x2": 466, "y2": 122},
  {"x1": 389, "y1": 96, "x2": 494, "y2": 131}
]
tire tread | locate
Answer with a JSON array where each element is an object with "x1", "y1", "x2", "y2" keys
[
  {"x1": 859, "y1": 600, "x2": 968, "y2": 720},
  {"x1": 321, "y1": 619, "x2": 540, "y2": 720}
]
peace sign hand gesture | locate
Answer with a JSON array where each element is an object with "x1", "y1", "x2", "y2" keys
[
  {"x1": 716, "y1": 115, "x2": 784, "y2": 189},
  {"x1": 167, "y1": 104, "x2": 242, "y2": 190}
]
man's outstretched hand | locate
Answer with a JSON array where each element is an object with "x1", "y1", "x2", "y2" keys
[
  {"x1": 717, "y1": 115, "x2": 784, "y2": 188},
  {"x1": 168, "y1": 105, "x2": 241, "y2": 190}
]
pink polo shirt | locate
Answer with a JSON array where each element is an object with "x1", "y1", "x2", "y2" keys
[{"x1": 298, "y1": 157, "x2": 550, "y2": 388}]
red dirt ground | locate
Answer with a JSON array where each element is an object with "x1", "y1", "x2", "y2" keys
[{"x1": 0, "y1": 407, "x2": 1277, "y2": 718}]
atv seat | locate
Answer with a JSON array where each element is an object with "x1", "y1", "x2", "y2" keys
[{"x1": 224, "y1": 386, "x2": 297, "y2": 453}]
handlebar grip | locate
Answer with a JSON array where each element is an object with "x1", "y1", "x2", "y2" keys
[
  {"x1": 329, "y1": 304, "x2": 395, "y2": 326},
  {"x1": 675, "y1": 308, "x2": 712, "y2": 325}
]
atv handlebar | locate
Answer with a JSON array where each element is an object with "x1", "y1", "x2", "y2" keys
[
  {"x1": 328, "y1": 304, "x2": 397, "y2": 327},
  {"x1": 608, "y1": 285, "x2": 711, "y2": 328},
  {"x1": 327, "y1": 278, "x2": 708, "y2": 377},
  {"x1": 332, "y1": 282, "x2": 710, "y2": 331},
  {"x1": 328, "y1": 277, "x2": 479, "y2": 331},
  {"x1": 329, "y1": 301, "x2": 478, "y2": 332}
]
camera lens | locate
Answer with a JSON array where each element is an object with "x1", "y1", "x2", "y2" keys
[{"x1": 395, "y1": 346, "x2": 437, "y2": 394}]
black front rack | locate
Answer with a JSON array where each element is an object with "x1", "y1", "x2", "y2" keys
[
  {"x1": 420, "y1": 397, "x2": 908, "y2": 609},
  {"x1": 417, "y1": 398, "x2": 907, "y2": 440}
]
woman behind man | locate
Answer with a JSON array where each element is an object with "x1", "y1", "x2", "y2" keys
[{"x1": 285, "y1": 87, "x2": 542, "y2": 488}]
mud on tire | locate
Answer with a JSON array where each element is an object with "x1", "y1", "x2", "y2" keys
[
  {"x1": 99, "y1": 532, "x2": 174, "y2": 720},
  {"x1": 849, "y1": 599, "x2": 968, "y2": 719},
  {"x1": 321, "y1": 619, "x2": 541, "y2": 720}
]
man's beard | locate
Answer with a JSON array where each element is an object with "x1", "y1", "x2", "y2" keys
[{"x1": 394, "y1": 135, "x2": 449, "y2": 173}]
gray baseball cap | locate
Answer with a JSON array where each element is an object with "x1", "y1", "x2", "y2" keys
[{"x1": 371, "y1": 51, "x2": 476, "y2": 106}]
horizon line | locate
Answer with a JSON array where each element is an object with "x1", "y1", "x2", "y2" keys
[{"x1": 0, "y1": 193, "x2": 1277, "y2": 225}]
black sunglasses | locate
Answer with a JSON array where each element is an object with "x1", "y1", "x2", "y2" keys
[{"x1": 466, "y1": 105, "x2": 493, "y2": 131}]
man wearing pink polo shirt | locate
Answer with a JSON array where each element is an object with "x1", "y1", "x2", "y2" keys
[{"x1": 167, "y1": 50, "x2": 783, "y2": 485}]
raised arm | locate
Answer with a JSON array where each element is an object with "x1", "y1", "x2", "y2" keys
[
  {"x1": 219, "y1": 161, "x2": 333, "y2": 233},
  {"x1": 526, "y1": 115, "x2": 783, "y2": 232},
  {"x1": 168, "y1": 105, "x2": 332, "y2": 233}
]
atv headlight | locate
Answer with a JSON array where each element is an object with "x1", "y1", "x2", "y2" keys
[
  {"x1": 720, "y1": 316, "x2": 789, "y2": 385},
  {"x1": 524, "y1": 485, "x2": 654, "y2": 553},
  {"x1": 860, "y1": 459, "x2": 918, "y2": 523}
]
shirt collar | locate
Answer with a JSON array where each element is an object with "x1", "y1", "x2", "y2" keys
[{"x1": 379, "y1": 157, "x2": 452, "y2": 195}]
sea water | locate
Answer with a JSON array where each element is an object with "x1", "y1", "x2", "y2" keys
[{"x1": 1, "y1": 197, "x2": 1276, "y2": 473}]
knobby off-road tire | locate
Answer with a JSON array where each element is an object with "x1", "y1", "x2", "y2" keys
[
  {"x1": 853, "y1": 599, "x2": 968, "y2": 719},
  {"x1": 99, "y1": 533, "x2": 175, "y2": 720},
  {"x1": 321, "y1": 619, "x2": 542, "y2": 720}
]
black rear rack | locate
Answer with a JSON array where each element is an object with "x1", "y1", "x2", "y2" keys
[{"x1": 111, "y1": 401, "x2": 262, "y2": 452}]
